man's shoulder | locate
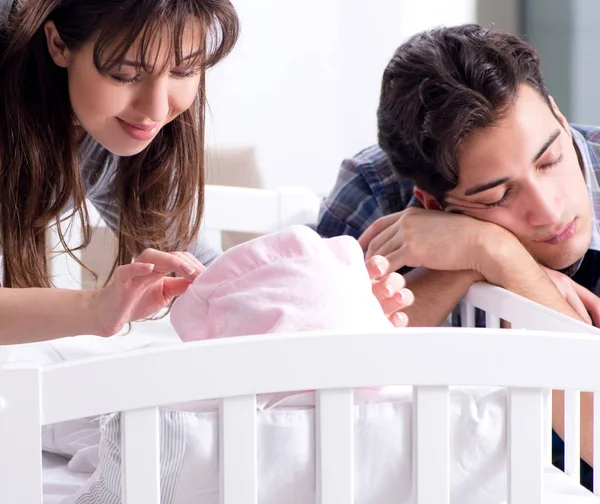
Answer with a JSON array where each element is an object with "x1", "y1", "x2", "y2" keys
[
  {"x1": 342, "y1": 144, "x2": 412, "y2": 191},
  {"x1": 343, "y1": 145, "x2": 392, "y2": 178},
  {"x1": 572, "y1": 124, "x2": 600, "y2": 150}
]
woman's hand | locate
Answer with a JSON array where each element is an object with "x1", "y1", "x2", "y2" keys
[
  {"x1": 90, "y1": 248, "x2": 205, "y2": 336},
  {"x1": 366, "y1": 255, "x2": 414, "y2": 327}
]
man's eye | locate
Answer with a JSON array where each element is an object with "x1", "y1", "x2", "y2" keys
[{"x1": 483, "y1": 189, "x2": 512, "y2": 208}]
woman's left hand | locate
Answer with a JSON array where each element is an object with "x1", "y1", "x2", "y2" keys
[{"x1": 366, "y1": 255, "x2": 414, "y2": 327}]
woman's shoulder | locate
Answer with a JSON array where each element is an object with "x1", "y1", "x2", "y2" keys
[
  {"x1": 78, "y1": 134, "x2": 119, "y2": 191},
  {"x1": 0, "y1": 0, "x2": 13, "y2": 24}
]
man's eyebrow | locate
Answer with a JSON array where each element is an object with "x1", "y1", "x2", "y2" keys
[
  {"x1": 121, "y1": 50, "x2": 203, "y2": 68},
  {"x1": 532, "y1": 129, "x2": 561, "y2": 163},
  {"x1": 462, "y1": 129, "x2": 562, "y2": 197},
  {"x1": 464, "y1": 177, "x2": 511, "y2": 197}
]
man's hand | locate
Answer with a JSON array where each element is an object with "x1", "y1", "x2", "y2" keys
[
  {"x1": 365, "y1": 255, "x2": 414, "y2": 327},
  {"x1": 541, "y1": 266, "x2": 600, "y2": 326},
  {"x1": 359, "y1": 207, "x2": 502, "y2": 274}
]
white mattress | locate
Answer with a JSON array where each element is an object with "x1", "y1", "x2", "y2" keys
[
  {"x1": 42, "y1": 452, "x2": 599, "y2": 504},
  {"x1": 43, "y1": 453, "x2": 88, "y2": 504}
]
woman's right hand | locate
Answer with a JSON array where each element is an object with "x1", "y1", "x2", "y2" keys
[{"x1": 90, "y1": 248, "x2": 205, "y2": 336}]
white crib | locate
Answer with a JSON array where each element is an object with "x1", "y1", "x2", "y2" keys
[{"x1": 2, "y1": 185, "x2": 600, "y2": 504}]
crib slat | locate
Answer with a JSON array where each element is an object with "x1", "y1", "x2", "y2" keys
[
  {"x1": 485, "y1": 312, "x2": 501, "y2": 328},
  {"x1": 564, "y1": 390, "x2": 581, "y2": 481},
  {"x1": 0, "y1": 367, "x2": 43, "y2": 504},
  {"x1": 594, "y1": 392, "x2": 600, "y2": 495},
  {"x1": 121, "y1": 407, "x2": 161, "y2": 504},
  {"x1": 221, "y1": 395, "x2": 257, "y2": 504},
  {"x1": 413, "y1": 386, "x2": 449, "y2": 504},
  {"x1": 317, "y1": 388, "x2": 354, "y2": 504},
  {"x1": 508, "y1": 388, "x2": 543, "y2": 504},
  {"x1": 460, "y1": 301, "x2": 476, "y2": 327},
  {"x1": 544, "y1": 389, "x2": 553, "y2": 464}
]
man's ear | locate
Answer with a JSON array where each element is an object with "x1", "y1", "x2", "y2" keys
[
  {"x1": 548, "y1": 95, "x2": 571, "y2": 136},
  {"x1": 414, "y1": 186, "x2": 443, "y2": 210},
  {"x1": 44, "y1": 21, "x2": 71, "y2": 68}
]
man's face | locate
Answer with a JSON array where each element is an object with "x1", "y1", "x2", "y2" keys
[{"x1": 443, "y1": 84, "x2": 593, "y2": 271}]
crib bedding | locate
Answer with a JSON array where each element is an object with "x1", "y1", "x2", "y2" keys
[
  {"x1": 41, "y1": 460, "x2": 598, "y2": 504},
  {"x1": 2, "y1": 321, "x2": 598, "y2": 503},
  {"x1": 56, "y1": 387, "x2": 507, "y2": 504},
  {"x1": 42, "y1": 453, "x2": 89, "y2": 504},
  {"x1": 0, "y1": 316, "x2": 181, "y2": 366},
  {"x1": 43, "y1": 389, "x2": 598, "y2": 504}
]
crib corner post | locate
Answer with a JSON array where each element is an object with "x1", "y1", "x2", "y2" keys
[{"x1": 0, "y1": 364, "x2": 43, "y2": 503}]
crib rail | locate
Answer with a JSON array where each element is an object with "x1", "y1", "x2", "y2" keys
[
  {"x1": 2, "y1": 325, "x2": 600, "y2": 503},
  {"x1": 461, "y1": 282, "x2": 600, "y2": 500}
]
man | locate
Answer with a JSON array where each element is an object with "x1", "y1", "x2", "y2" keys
[{"x1": 316, "y1": 24, "x2": 600, "y2": 487}]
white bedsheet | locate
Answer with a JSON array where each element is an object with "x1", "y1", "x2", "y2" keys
[
  {"x1": 0, "y1": 316, "x2": 181, "y2": 366},
  {"x1": 43, "y1": 453, "x2": 88, "y2": 504},
  {"x1": 42, "y1": 454, "x2": 599, "y2": 504}
]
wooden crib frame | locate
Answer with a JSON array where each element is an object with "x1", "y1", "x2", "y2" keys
[{"x1": 2, "y1": 185, "x2": 600, "y2": 504}]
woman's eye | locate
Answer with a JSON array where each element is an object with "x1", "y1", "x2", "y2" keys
[
  {"x1": 171, "y1": 69, "x2": 201, "y2": 79},
  {"x1": 110, "y1": 74, "x2": 139, "y2": 84}
]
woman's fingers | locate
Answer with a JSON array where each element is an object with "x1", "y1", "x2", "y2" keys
[{"x1": 135, "y1": 248, "x2": 203, "y2": 280}]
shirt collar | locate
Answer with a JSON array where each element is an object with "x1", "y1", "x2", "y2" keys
[{"x1": 571, "y1": 126, "x2": 600, "y2": 252}]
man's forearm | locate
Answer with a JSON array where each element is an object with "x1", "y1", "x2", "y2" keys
[
  {"x1": 477, "y1": 236, "x2": 584, "y2": 322},
  {"x1": 403, "y1": 268, "x2": 482, "y2": 327}
]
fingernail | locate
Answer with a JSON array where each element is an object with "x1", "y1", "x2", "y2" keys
[
  {"x1": 141, "y1": 263, "x2": 154, "y2": 271},
  {"x1": 394, "y1": 291, "x2": 404, "y2": 302},
  {"x1": 376, "y1": 264, "x2": 386, "y2": 276},
  {"x1": 385, "y1": 283, "x2": 394, "y2": 297},
  {"x1": 181, "y1": 262, "x2": 195, "y2": 275},
  {"x1": 394, "y1": 312, "x2": 408, "y2": 326}
]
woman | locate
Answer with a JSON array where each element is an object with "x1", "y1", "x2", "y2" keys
[{"x1": 0, "y1": 0, "x2": 412, "y2": 345}]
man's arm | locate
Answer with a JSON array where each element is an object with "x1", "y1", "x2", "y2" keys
[{"x1": 402, "y1": 268, "x2": 481, "y2": 327}]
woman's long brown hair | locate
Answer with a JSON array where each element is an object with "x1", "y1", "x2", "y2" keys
[{"x1": 0, "y1": 0, "x2": 239, "y2": 288}]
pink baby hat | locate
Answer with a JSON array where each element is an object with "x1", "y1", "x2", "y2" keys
[{"x1": 170, "y1": 225, "x2": 394, "y2": 341}]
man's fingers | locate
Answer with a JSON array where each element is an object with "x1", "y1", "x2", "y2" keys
[
  {"x1": 365, "y1": 225, "x2": 398, "y2": 260},
  {"x1": 383, "y1": 248, "x2": 410, "y2": 274},
  {"x1": 572, "y1": 282, "x2": 600, "y2": 326},
  {"x1": 565, "y1": 289, "x2": 593, "y2": 325},
  {"x1": 358, "y1": 213, "x2": 401, "y2": 251}
]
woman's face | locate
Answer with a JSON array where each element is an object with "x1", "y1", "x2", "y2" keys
[{"x1": 44, "y1": 20, "x2": 203, "y2": 156}]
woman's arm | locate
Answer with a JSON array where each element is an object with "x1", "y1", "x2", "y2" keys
[
  {"x1": 0, "y1": 287, "x2": 98, "y2": 344},
  {"x1": 0, "y1": 248, "x2": 202, "y2": 345}
]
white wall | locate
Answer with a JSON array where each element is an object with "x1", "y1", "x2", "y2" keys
[{"x1": 205, "y1": 0, "x2": 477, "y2": 196}]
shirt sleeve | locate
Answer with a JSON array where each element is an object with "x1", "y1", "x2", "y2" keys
[
  {"x1": 87, "y1": 194, "x2": 221, "y2": 267},
  {"x1": 316, "y1": 157, "x2": 386, "y2": 239},
  {"x1": 85, "y1": 178, "x2": 220, "y2": 268}
]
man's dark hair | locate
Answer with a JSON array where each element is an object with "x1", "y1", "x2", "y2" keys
[{"x1": 377, "y1": 24, "x2": 551, "y2": 200}]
